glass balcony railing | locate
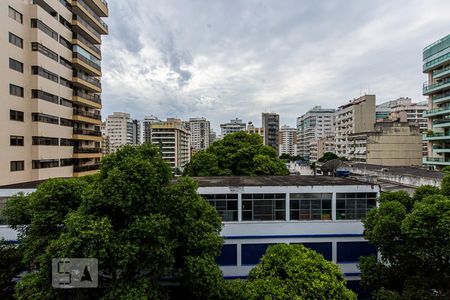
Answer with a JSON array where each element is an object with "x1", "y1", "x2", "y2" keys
[
  {"x1": 73, "y1": 15, "x2": 101, "y2": 40},
  {"x1": 423, "y1": 78, "x2": 450, "y2": 93},
  {"x1": 73, "y1": 52, "x2": 101, "y2": 71},
  {"x1": 73, "y1": 33, "x2": 101, "y2": 56},
  {"x1": 73, "y1": 128, "x2": 102, "y2": 136},
  {"x1": 73, "y1": 71, "x2": 101, "y2": 88},
  {"x1": 424, "y1": 52, "x2": 450, "y2": 71},
  {"x1": 432, "y1": 91, "x2": 450, "y2": 102},
  {"x1": 433, "y1": 65, "x2": 450, "y2": 77},
  {"x1": 424, "y1": 157, "x2": 450, "y2": 163},
  {"x1": 423, "y1": 106, "x2": 450, "y2": 116},
  {"x1": 75, "y1": 0, "x2": 108, "y2": 31},
  {"x1": 73, "y1": 90, "x2": 101, "y2": 104},
  {"x1": 432, "y1": 119, "x2": 450, "y2": 126},
  {"x1": 73, "y1": 109, "x2": 101, "y2": 120}
]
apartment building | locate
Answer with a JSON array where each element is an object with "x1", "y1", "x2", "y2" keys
[
  {"x1": 309, "y1": 136, "x2": 335, "y2": 162},
  {"x1": 278, "y1": 125, "x2": 297, "y2": 157},
  {"x1": 0, "y1": 0, "x2": 108, "y2": 185},
  {"x1": 297, "y1": 106, "x2": 335, "y2": 160},
  {"x1": 422, "y1": 34, "x2": 450, "y2": 168},
  {"x1": 375, "y1": 97, "x2": 413, "y2": 120},
  {"x1": 142, "y1": 115, "x2": 161, "y2": 144},
  {"x1": 262, "y1": 112, "x2": 279, "y2": 151},
  {"x1": 335, "y1": 95, "x2": 376, "y2": 160},
  {"x1": 150, "y1": 118, "x2": 191, "y2": 170},
  {"x1": 220, "y1": 118, "x2": 246, "y2": 137},
  {"x1": 246, "y1": 121, "x2": 264, "y2": 140},
  {"x1": 189, "y1": 117, "x2": 210, "y2": 151},
  {"x1": 103, "y1": 112, "x2": 140, "y2": 153},
  {"x1": 209, "y1": 130, "x2": 217, "y2": 144}
]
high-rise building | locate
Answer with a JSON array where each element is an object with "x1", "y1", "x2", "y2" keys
[
  {"x1": 220, "y1": 118, "x2": 246, "y2": 137},
  {"x1": 375, "y1": 97, "x2": 413, "y2": 120},
  {"x1": 209, "y1": 130, "x2": 217, "y2": 144},
  {"x1": 0, "y1": 0, "x2": 108, "y2": 185},
  {"x1": 262, "y1": 112, "x2": 279, "y2": 151},
  {"x1": 296, "y1": 106, "x2": 335, "y2": 160},
  {"x1": 142, "y1": 115, "x2": 161, "y2": 144},
  {"x1": 278, "y1": 125, "x2": 297, "y2": 157},
  {"x1": 150, "y1": 119, "x2": 191, "y2": 170},
  {"x1": 422, "y1": 34, "x2": 450, "y2": 168},
  {"x1": 189, "y1": 117, "x2": 210, "y2": 151},
  {"x1": 104, "y1": 112, "x2": 140, "y2": 153},
  {"x1": 335, "y1": 95, "x2": 376, "y2": 160},
  {"x1": 246, "y1": 121, "x2": 264, "y2": 140}
]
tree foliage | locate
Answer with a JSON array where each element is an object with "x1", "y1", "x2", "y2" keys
[
  {"x1": 279, "y1": 153, "x2": 304, "y2": 161},
  {"x1": 318, "y1": 152, "x2": 339, "y2": 162},
  {"x1": 183, "y1": 132, "x2": 289, "y2": 176},
  {"x1": 4, "y1": 144, "x2": 224, "y2": 299},
  {"x1": 360, "y1": 182, "x2": 450, "y2": 299}
]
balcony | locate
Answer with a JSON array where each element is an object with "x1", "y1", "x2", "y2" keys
[
  {"x1": 73, "y1": 33, "x2": 101, "y2": 59},
  {"x1": 73, "y1": 147, "x2": 102, "y2": 158},
  {"x1": 423, "y1": 52, "x2": 450, "y2": 72},
  {"x1": 86, "y1": 0, "x2": 108, "y2": 18},
  {"x1": 433, "y1": 65, "x2": 450, "y2": 80},
  {"x1": 432, "y1": 91, "x2": 450, "y2": 104},
  {"x1": 432, "y1": 119, "x2": 450, "y2": 128},
  {"x1": 423, "y1": 132, "x2": 450, "y2": 141},
  {"x1": 72, "y1": 0, "x2": 108, "y2": 34},
  {"x1": 73, "y1": 71, "x2": 101, "y2": 93},
  {"x1": 73, "y1": 109, "x2": 102, "y2": 125},
  {"x1": 432, "y1": 145, "x2": 450, "y2": 153},
  {"x1": 73, "y1": 163, "x2": 100, "y2": 176},
  {"x1": 423, "y1": 106, "x2": 450, "y2": 117},
  {"x1": 423, "y1": 78, "x2": 450, "y2": 95},
  {"x1": 73, "y1": 52, "x2": 101, "y2": 76},
  {"x1": 423, "y1": 157, "x2": 450, "y2": 166},
  {"x1": 72, "y1": 15, "x2": 101, "y2": 44},
  {"x1": 73, "y1": 128, "x2": 102, "y2": 141},
  {"x1": 73, "y1": 90, "x2": 101, "y2": 109}
]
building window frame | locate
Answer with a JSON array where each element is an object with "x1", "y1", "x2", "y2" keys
[
  {"x1": 9, "y1": 84, "x2": 24, "y2": 98},
  {"x1": 8, "y1": 6, "x2": 23, "y2": 24},
  {"x1": 290, "y1": 193, "x2": 332, "y2": 221},
  {"x1": 201, "y1": 194, "x2": 238, "y2": 221},
  {"x1": 9, "y1": 58, "x2": 23, "y2": 73},
  {"x1": 10, "y1": 110, "x2": 24, "y2": 122},
  {"x1": 242, "y1": 193, "x2": 286, "y2": 221},
  {"x1": 10, "y1": 161, "x2": 25, "y2": 172},
  {"x1": 9, "y1": 32, "x2": 23, "y2": 48},
  {"x1": 10, "y1": 135, "x2": 24, "y2": 146}
]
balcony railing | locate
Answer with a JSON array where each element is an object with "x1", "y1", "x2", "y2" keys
[
  {"x1": 73, "y1": 90, "x2": 101, "y2": 104},
  {"x1": 432, "y1": 145, "x2": 450, "y2": 150},
  {"x1": 74, "y1": 147, "x2": 102, "y2": 153},
  {"x1": 73, "y1": 52, "x2": 101, "y2": 71},
  {"x1": 433, "y1": 118, "x2": 450, "y2": 125},
  {"x1": 73, "y1": 109, "x2": 101, "y2": 120},
  {"x1": 423, "y1": 77, "x2": 450, "y2": 93},
  {"x1": 73, "y1": 71, "x2": 101, "y2": 88},
  {"x1": 433, "y1": 65, "x2": 450, "y2": 77},
  {"x1": 433, "y1": 91, "x2": 450, "y2": 102},
  {"x1": 424, "y1": 52, "x2": 450, "y2": 71},
  {"x1": 73, "y1": 33, "x2": 101, "y2": 56},
  {"x1": 73, "y1": 15, "x2": 101, "y2": 40},
  {"x1": 74, "y1": 163, "x2": 100, "y2": 172},
  {"x1": 73, "y1": 128, "x2": 102, "y2": 136},
  {"x1": 423, "y1": 106, "x2": 450, "y2": 117},
  {"x1": 424, "y1": 157, "x2": 450, "y2": 163},
  {"x1": 75, "y1": 0, "x2": 108, "y2": 31}
]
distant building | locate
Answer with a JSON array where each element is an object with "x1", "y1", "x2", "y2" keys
[
  {"x1": 220, "y1": 118, "x2": 246, "y2": 137},
  {"x1": 375, "y1": 97, "x2": 413, "y2": 120},
  {"x1": 309, "y1": 136, "x2": 335, "y2": 162},
  {"x1": 101, "y1": 122, "x2": 110, "y2": 155},
  {"x1": 104, "y1": 112, "x2": 140, "y2": 153},
  {"x1": 278, "y1": 125, "x2": 297, "y2": 157},
  {"x1": 335, "y1": 95, "x2": 376, "y2": 160},
  {"x1": 189, "y1": 118, "x2": 210, "y2": 151},
  {"x1": 142, "y1": 115, "x2": 161, "y2": 144},
  {"x1": 297, "y1": 106, "x2": 335, "y2": 160},
  {"x1": 347, "y1": 121, "x2": 422, "y2": 166},
  {"x1": 262, "y1": 113, "x2": 280, "y2": 151},
  {"x1": 246, "y1": 122, "x2": 265, "y2": 140},
  {"x1": 422, "y1": 34, "x2": 450, "y2": 168},
  {"x1": 209, "y1": 131, "x2": 217, "y2": 144}
]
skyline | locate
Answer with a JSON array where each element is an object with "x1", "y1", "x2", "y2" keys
[{"x1": 101, "y1": 0, "x2": 450, "y2": 131}]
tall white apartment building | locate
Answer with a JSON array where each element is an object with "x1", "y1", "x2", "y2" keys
[
  {"x1": 278, "y1": 125, "x2": 297, "y2": 156},
  {"x1": 189, "y1": 117, "x2": 210, "y2": 151},
  {"x1": 142, "y1": 115, "x2": 161, "y2": 144},
  {"x1": 297, "y1": 106, "x2": 335, "y2": 160},
  {"x1": 335, "y1": 95, "x2": 376, "y2": 159},
  {"x1": 220, "y1": 118, "x2": 246, "y2": 137},
  {"x1": 104, "y1": 112, "x2": 140, "y2": 153}
]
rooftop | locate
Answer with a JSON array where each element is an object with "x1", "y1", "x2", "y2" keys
[{"x1": 349, "y1": 163, "x2": 443, "y2": 179}]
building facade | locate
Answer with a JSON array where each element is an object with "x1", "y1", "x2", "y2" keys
[
  {"x1": 246, "y1": 121, "x2": 264, "y2": 140},
  {"x1": 335, "y1": 95, "x2": 376, "y2": 160},
  {"x1": 1, "y1": 0, "x2": 108, "y2": 185},
  {"x1": 422, "y1": 34, "x2": 450, "y2": 168},
  {"x1": 104, "y1": 112, "x2": 140, "y2": 153},
  {"x1": 262, "y1": 112, "x2": 280, "y2": 151},
  {"x1": 309, "y1": 136, "x2": 335, "y2": 162},
  {"x1": 189, "y1": 117, "x2": 210, "y2": 151},
  {"x1": 142, "y1": 115, "x2": 161, "y2": 144},
  {"x1": 297, "y1": 106, "x2": 335, "y2": 160},
  {"x1": 278, "y1": 125, "x2": 297, "y2": 157},
  {"x1": 220, "y1": 118, "x2": 246, "y2": 137}
]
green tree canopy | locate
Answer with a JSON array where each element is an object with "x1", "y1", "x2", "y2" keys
[
  {"x1": 318, "y1": 152, "x2": 339, "y2": 162},
  {"x1": 360, "y1": 183, "x2": 450, "y2": 299},
  {"x1": 4, "y1": 144, "x2": 224, "y2": 299},
  {"x1": 183, "y1": 131, "x2": 289, "y2": 176}
]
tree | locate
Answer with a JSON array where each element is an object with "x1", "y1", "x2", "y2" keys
[
  {"x1": 4, "y1": 144, "x2": 224, "y2": 299},
  {"x1": 0, "y1": 240, "x2": 23, "y2": 300},
  {"x1": 244, "y1": 244, "x2": 356, "y2": 299},
  {"x1": 318, "y1": 152, "x2": 339, "y2": 162},
  {"x1": 183, "y1": 131, "x2": 289, "y2": 176},
  {"x1": 360, "y1": 183, "x2": 450, "y2": 299}
]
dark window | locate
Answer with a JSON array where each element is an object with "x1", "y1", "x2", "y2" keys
[
  {"x1": 10, "y1": 136, "x2": 24, "y2": 146},
  {"x1": 31, "y1": 42, "x2": 58, "y2": 62},
  {"x1": 59, "y1": 16, "x2": 72, "y2": 30},
  {"x1": 31, "y1": 19, "x2": 58, "y2": 41},
  {"x1": 9, "y1": 58, "x2": 23, "y2": 73},
  {"x1": 32, "y1": 160, "x2": 59, "y2": 169},
  {"x1": 337, "y1": 242, "x2": 377, "y2": 263},
  {"x1": 201, "y1": 194, "x2": 238, "y2": 221},
  {"x1": 32, "y1": 113, "x2": 59, "y2": 125},
  {"x1": 336, "y1": 193, "x2": 377, "y2": 220},
  {"x1": 31, "y1": 66, "x2": 59, "y2": 83},
  {"x1": 8, "y1": 6, "x2": 23, "y2": 24},
  {"x1": 60, "y1": 158, "x2": 74, "y2": 166},
  {"x1": 9, "y1": 84, "x2": 24, "y2": 97},
  {"x1": 10, "y1": 161, "x2": 24, "y2": 172},
  {"x1": 9, "y1": 32, "x2": 23, "y2": 48},
  {"x1": 241, "y1": 243, "x2": 273, "y2": 265},
  {"x1": 60, "y1": 118, "x2": 73, "y2": 127},
  {"x1": 290, "y1": 193, "x2": 332, "y2": 221},
  {"x1": 60, "y1": 77, "x2": 72, "y2": 88},
  {"x1": 32, "y1": 89, "x2": 59, "y2": 104},
  {"x1": 59, "y1": 56, "x2": 72, "y2": 69},
  {"x1": 32, "y1": 136, "x2": 59, "y2": 146},
  {"x1": 60, "y1": 98, "x2": 73, "y2": 107},
  {"x1": 10, "y1": 110, "x2": 24, "y2": 121},
  {"x1": 59, "y1": 36, "x2": 72, "y2": 50},
  {"x1": 60, "y1": 138, "x2": 74, "y2": 146},
  {"x1": 216, "y1": 244, "x2": 237, "y2": 266},
  {"x1": 301, "y1": 242, "x2": 332, "y2": 260},
  {"x1": 242, "y1": 193, "x2": 285, "y2": 221}
]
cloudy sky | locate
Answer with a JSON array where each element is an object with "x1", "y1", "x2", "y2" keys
[{"x1": 102, "y1": 0, "x2": 450, "y2": 132}]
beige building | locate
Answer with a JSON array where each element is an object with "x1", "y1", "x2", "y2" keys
[
  {"x1": 1, "y1": 0, "x2": 108, "y2": 185},
  {"x1": 335, "y1": 95, "x2": 376, "y2": 159},
  {"x1": 150, "y1": 119, "x2": 191, "y2": 170},
  {"x1": 278, "y1": 125, "x2": 297, "y2": 157},
  {"x1": 246, "y1": 121, "x2": 264, "y2": 140},
  {"x1": 309, "y1": 136, "x2": 335, "y2": 162},
  {"x1": 347, "y1": 122, "x2": 422, "y2": 166},
  {"x1": 104, "y1": 112, "x2": 140, "y2": 153}
]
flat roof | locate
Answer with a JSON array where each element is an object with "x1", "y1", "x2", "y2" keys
[
  {"x1": 192, "y1": 176, "x2": 374, "y2": 187},
  {"x1": 350, "y1": 163, "x2": 443, "y2": 179}
]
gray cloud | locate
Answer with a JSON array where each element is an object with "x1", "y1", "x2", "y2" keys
[{"x1": 102, "y1": 0, "x2": 450, "y2": 131}]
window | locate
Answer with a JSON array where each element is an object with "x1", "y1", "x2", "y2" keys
[
  {"x1": 31, "y1": 42, "x2": 58, "y2": 62},
  {"x1": 10, "y1": 161, "x2": 25, "y2": 172},
  {"x1": 9, "y1": 32, "x2": 23, "y2": 48},
  {"x1": 10, "y1": 110, "x2": 24, "y2": 121},
  {"x1": 32, "y1": 159, "x2": 59, "y2": 169},
  {"x1": 60, "y1": 138, "x2": 74, "y2": 146},
  {"x1": 301, "y1": 242, "x2": 332, "y2": 260},
  {"x1": 290, "y1": 193, "x2": 332, "y2": 221},
  {"x1": 8, "y1": 6, "x2": 23, "y2": 24},
  {"x1": 10, "y1": 136, "x2": 24, "y2": 146},
  {"x1": 31, "y1": 66, "x2": 59, "y2": 83},
  {"x1": 32, "y1": 136, "x2": 59, "y2": 146},
  {"x1": 337, "y1": 242, "x2": 377, "y2": 263},
  {"x1": 60, "y1": 98, "x2": 73, "y2": 108},
  {"x1": 31, "y1": 19, "x2": 58, "y2": 41},
  {"x1": 201, "y1": 194, "x2": 238, "y2": 221},
  {"x1": 60, "y1": 158, "x2": 74, "y2": 166},
  {"x1": 9, "y1": 84, "x2": 23, "y2": 97},
  {"x1": 241, "y1": 243, "x2": 273, "y2": 265},
  {"x1": 60, "y1": 57, "x2": 72, "y2": 69},
  {"x1": 32, "y1": 113, "x2": 59, "y2": 125},
  {"x1": 60, "y1": 118, "x2": 73, "y2": 127},
  {"x1": 32, "y1": 89, "x2": 59, "y2": 104},
  {"x1": 242, "y1": 193, "x2": 285, "y2": 221},
  {"x1": 216, "y1": 244, "x2": 237, "y2": 266},
  {"x1": 60, "y1": 77, "x2": 72, "y2": 88},
  {"x1": 59, "y1": 16, "x2": 72, "y2": 30},
  {"x1": 59, "y1": 36, "x2": 72, "y2": 50},
  {"x1": 9, "y1": 58, "x2": 23, "y2": 73},
  {"x1": 336, "y1": 193, "x2": 377, "y2": 220}
]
